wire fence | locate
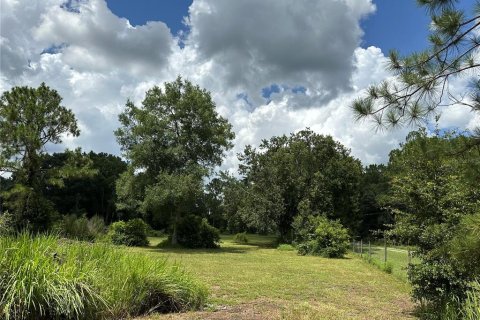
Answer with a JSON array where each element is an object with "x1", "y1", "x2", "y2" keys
[{"x1": 351, "y1": 239, "x2": 416, "y2": 281}]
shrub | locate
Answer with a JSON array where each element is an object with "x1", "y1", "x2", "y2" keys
[
  {"x1": 108, "y1": 218, "x2": 149, "y2": 246},
  {"x1": 176, "y1": 215, "x2": 220, "y2": 249},
  {"x1": 294, "y1": 215, "x2": 350, "y2": 258},
  {"x1": 55, "y1": 214, "x2": 106, "y2": 241},
  {"x1": 277, "y1": 244, "x2": 295, "y2": 251},
  {"x1": 408, "y1": 258, "x2": 469, "y2": 306},
  {"x1": 417, "y1": 280, "x2": 480, "y2": 320},
  {"x1": 0, "y1": 233, "x2": 207, "y2": 320},
  {"x1": 382, "y1": 261, "x2": 393, "y2": 274},
  {"x1": 233, "y1": 232, "x2": 248, "y2": 244}
]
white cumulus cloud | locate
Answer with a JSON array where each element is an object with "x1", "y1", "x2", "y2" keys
[{"x1": 1, "y1": 0, "x2": 475, "y2": 172}]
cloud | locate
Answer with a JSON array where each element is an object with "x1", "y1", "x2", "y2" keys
[
  {"x1": 33, "y1": 0, "x2": 174, "y2": 75},
  {"x1": 2, "y1": 0, "x2": 475, "y2": 174},
  {"x1": 186, "y1": 0, "x2": 375, "y2": 105}
]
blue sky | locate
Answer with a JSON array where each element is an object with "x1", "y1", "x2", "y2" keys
[{"x1": 106, "y1": 0, "x2": 475, "y2": 56}]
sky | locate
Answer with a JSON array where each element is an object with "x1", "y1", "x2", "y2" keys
[{"x1": 0, "y1": 0, "x2": 478, "y2": 173}]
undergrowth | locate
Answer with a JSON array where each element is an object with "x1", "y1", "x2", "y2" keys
[{"x1": 0, "y1": 233, "x2": 207, "y2": 320}]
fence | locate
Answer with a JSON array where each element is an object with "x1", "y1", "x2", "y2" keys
[{"x1": 351, "y1": 239, "x2": 416, "y2": 281}]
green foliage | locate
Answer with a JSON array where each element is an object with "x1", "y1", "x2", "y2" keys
[
  {"x1": 235, "y1": 129, "x2": 362, "y2": 240},
  {"x1": 363, "y1": 254, "x2": 394, "y2": 275},
  {"x1": 0, "y1": 233, "x2": 207, "y2": 320},
  {"x1": 0, "y1": 212, "x2": 14, "y2": 236},
  {"x1": 142, "y1": 167, "x2": 205, "y2": 244},
  {"x1": 44, "y1": 152, "x2": 127, "y2": 224},
  {"x1": 277, "y1": 244, "x2": 295, "y2": 251},
  {"x1": 108, "y1": 218, "x2": 149, "y2": 247},
  {"x1": 233, "y1": 232, "x2": 249, "y2": 244},
  {"x1": 2, "y1": 185, "x2": 57, "y2": 232},
  {"x1": 448, "y1": 212, "x2": 480, "y2": 276},
  {"x1": 294, "y1": 215, "x2": 350, "y2": 258},
  {"x1": 358, "y1": 164, "x2": 391, "y2": 237},
  {"x1": 55, "y1": 214, "x2": 106, "y2": 241},
  {"x1": 382, "y1": 261, "x2": 393, "y2": 274},
  {"x1": 351, "y1": 1, "x2": 480, "y2": 144},
  {"x1": 115, "y1": 77, "x2": 234, "y2": 243},
  {"x1": 175, "y1": 214, "x2": 220, "y2": 249},
  {"x1": 0, "y1": 84, "x2": 97, "y2": 232},
  {"x1": 461, "y1": 281, "x2": 480, "y2": 320},
  {"x1": 385, "y1": 130, "x2": 480, "y2": 310},
  {"x1": 417, "y1": 280, "x2": 480, "y2": 320}
]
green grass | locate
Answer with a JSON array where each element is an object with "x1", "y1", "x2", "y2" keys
[
  {"x1": 137, "y1": 234, "x2": 415, "y2": 319},
  {"x1": 0, "y1": 233, "x2": 207, "y2": 320},
  {"x1": 354, "y1": 245, "x2": 419, "y2": 281}
]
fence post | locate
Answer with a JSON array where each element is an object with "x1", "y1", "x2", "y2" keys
[
  {"x1": 368, "y1": 241, "x2": 371, "y2": 258},
  {"x1": 352, "y1": 240, "x2": 355, "y2": 253},
  {"x1": 360, "y1": 239, "x2": 363, "y2": 258},
  {"x1": 384, "y1": 237, "x2": 387, "y2": 263},
  {"x1": 408, "y1": 249, "x2": 411, "y2": 264}
]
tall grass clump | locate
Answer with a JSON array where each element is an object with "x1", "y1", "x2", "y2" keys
[
  {"x1": 55, "y1": 214, "x2": 106, "y2": 241},
  {"x1": 0, "y1": 233, "x2": 207, "y2": 320},
  {"x1": 277, "y1": 244, "x2": 295, "y2": 251}
]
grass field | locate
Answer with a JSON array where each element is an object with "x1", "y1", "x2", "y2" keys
[
  {"x1": 133, "y1": 234, "x2": 416, "y2": 320},
  {"x1": 352, "y1": 244, "x2": 419, "y2": 281}
]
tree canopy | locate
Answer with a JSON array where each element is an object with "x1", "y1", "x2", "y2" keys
[
  {"x1": 0, "y1": 83, "x2": 93, "y2": 231},
  {"x1": 115, "y1": 77, "x2": 234, "y2": 243},
  {"x1": 233, "y1": 129, "x2": 362, "y2": 241}
]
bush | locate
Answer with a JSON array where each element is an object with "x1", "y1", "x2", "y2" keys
[
  {"x1": 293, "y1": 215, "x2": 350, "y2": 258},
  {"x1": 0, "y1": 233, "x2": 207, "y2": 320},
  {"x1": 408, "y1": 258, "x2": 469, "y2": 307},
  {"x1": 176, "y1": 215, "x2": 220, "y2": 249},
  {"x1": 55, "y1": 214, "x2": 106, "y2": 241},
  {"x1": 277, "y1": 244, "x2": 295, "y2": 251},
  {"x1": 417, "y1": 280, "x2": 480, "y2": 320},
  {"x1": 233, "y1": 232, "x2": 248, "y2": 244},
  {"x1": 108, "y1": 218, "x2": 149, "y2": 246}
]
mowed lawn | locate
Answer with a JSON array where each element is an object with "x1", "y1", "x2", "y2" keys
[{"x1": 134, "y1": 235, "x2": 416, "y2": 320}]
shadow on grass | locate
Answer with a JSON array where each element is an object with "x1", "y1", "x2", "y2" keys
[
  {"x1": 143, "y1": 245, "x2": 256, "y2": 255},
  {"x1": 142, "y1": 239, "x2": 272, "y2": 255}
]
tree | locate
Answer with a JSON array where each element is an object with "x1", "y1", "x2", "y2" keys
[
  {"x1": 0, "y1": 83, "x2": 92, "y2": 231},
  {"x1": 384, "y1": 129, "x2": 480, "y2": 306},
  {"x1": 235, "y1": 129, "x2": 362, "y2": 241},
  {"x1": 43, "y1": 151, "x2": 127, "y2": 223},
  {"x1": 115, "y1": 77, "x2": 234, "y2": 244},
  {"x1": 352, "y1": 0, "x2": 479, "y2": 141},
  {"x1": 358, "y1": 164, "x2": 391, "y2": 238}
]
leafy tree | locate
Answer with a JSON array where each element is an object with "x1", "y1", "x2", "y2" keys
[
  {"x1": 142, "y1": 167, "x2": 205, "y2": 245},
  {"x1": 0, "y1": 83, "x2": 92, "y2": 231},
  {"x1": 235, "y1": 129, "x2": 362, "y2": 241},
  {"x1": 211, "y1": 171, "x2": 250, "y2": 233},
  {"x1": 358, "y1": 164, "x2": 391, "y2": 238},
  {"x1": 384, "y1": 129, "x2": 480, "y2": 306},
  {"x1": 352, "y1": 0, "x2": 480, "y2": 143},
  {"x1": 43, "y1": 151, "x2": 127, "y2": 223},
  {"x1": 115, "y1": 77, "x2": 234, "y2": 244}
]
